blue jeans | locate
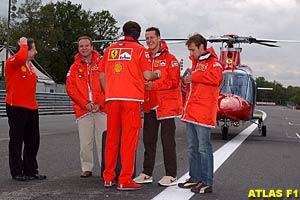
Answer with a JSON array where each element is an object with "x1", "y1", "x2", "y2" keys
[{"x1": 186, "y1": 122, "x2": 213, "y2": 186}]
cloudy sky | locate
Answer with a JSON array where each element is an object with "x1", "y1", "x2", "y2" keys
[{"x1": 1, "y1": 0, "x2": 300, "y2": 86}]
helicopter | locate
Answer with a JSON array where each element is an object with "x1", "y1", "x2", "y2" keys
[{"x1": 206, "y1": 34, "x2": 276, "y2": 140}]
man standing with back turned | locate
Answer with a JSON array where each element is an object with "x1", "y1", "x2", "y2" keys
[
  {"x1": 178, "y1": 34, "x2": 222, "y2": 194},
  {"x1": 100, "y1": 21, "x2": 161, "y2": 191},
  {"x1": 134, "y1": 27, "x2": 182, "y2": 186},
  {"x1": 5, "y1": 37, "x2": 46, "y2": 181}
]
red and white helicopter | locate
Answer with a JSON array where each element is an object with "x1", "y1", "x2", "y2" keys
[{"x1": 207, "y1": 34, "x2": 274, "y2": 140}]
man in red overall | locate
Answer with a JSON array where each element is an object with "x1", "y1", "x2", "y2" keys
[{"x1": 99, "y1": 21, "x2": 161, "y2": 190}]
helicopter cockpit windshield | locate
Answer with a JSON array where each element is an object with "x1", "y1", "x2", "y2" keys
[{"x1": 220, "y1": 68, "x2": 256, "y2": 104}]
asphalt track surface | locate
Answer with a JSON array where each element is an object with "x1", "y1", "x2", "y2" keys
[{"x1": 0, "y1": 106, "x2": 299, "y2": 200}]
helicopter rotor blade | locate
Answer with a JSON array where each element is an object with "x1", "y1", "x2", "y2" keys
[
  {"x1": 92, "y1": 39, "x2": 116, "y2": 43},
  {"x1": 269, "y1": 39, "x2": 300, "y2": 43},
  {"x1": 88, "y1": 35, "x2": 300, "y2": 47},
  {"x1": 161, "y1": 38, "x2": 187, "y2": 41},
  {"x1": 248, "y1": 37, "x2": 279, "y2": 47},
  {"x1": 91, "y1": 38, "x2": 188, "y2": 44},
  {"x1": 207, "y1": 35, "x2": 233, "y2": 43},
  {"x1": 248, "y1": 37, "x2": 277, "y2": 44},
  {"x1": 254, "y1": 42, "x2": 280, "y2": 47}
]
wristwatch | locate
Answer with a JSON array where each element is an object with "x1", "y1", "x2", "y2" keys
[{"x1": 155, "y1": 72, "x2": 160, "y2": 79}]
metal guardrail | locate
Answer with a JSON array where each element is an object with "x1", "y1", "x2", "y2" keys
[{"x1": 0, "y1": 90, "x2": 74, "y2": 117}]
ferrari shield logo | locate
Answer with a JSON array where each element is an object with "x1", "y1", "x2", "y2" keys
[
  {"x1": 197, "y1": 64, "x2": 207, "y2": 71},
  {"x1": 199, "y1": 65, "x2": 205, "y2": 71},
  {"x1": 110, "y1": 50, "x2": 119, "y2": 59}
]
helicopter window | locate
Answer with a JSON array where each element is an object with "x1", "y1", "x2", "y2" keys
[
  {"x1": 220, "y1": 73, "x2": 233, "y2": 94},
  {"x1": 232, "y1": 74, "x2": 248, "y2": 97},
  {"x1": 245, "y1": 77, "x2": 256, "y2": 105},
  {"x1": 220, "y1": 72, "x2": 255, "y2": 104}
]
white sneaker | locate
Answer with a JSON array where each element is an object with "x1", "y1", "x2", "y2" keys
[
  {"x1": 133, "y1": 173, "x2": 153, "y2": 184},
  {"x1": 158, "y1": 176, "x2": 177, "y2": 186}
]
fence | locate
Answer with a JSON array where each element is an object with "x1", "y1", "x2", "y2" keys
[{"x1": 0, "y1": 90, "x2": 74, "y2": 117}]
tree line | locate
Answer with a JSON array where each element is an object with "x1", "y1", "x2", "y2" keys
[
  {"x1": 256, "y1": 77, "x2": 300, "y2": 105},
  {"x1": 1, "y1": 0, "x2": 120, "y2": 83}
]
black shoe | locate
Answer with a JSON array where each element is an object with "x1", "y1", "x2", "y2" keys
[
  {"x1": 27, "y1": 174, "x2": 47, "y2": 180},
  {"x1": 178, "y1": 178, "x2": 198, "y2": 189},
  {"x1": 12, "y1": 175, "x2": 28, "y2": 182},
  {"x1": 191, "y1": 182, "x2": 213, "y2": 194}
]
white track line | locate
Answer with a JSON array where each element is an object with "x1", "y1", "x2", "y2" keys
[
  {"x1": 288, "y1": 122, "x2": 300, "y2": 126},
  {"x1": 152, "y1": 110, "x2": 267, "y2": 200},
  {"x1": 285, "y1": 132, "x2": 298, "y2": 139}
]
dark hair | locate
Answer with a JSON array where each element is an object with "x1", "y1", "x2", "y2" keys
[
  {"x1": 122, "y1": 21, "x2": 141, "y2": 40},
  {"x1": 145, "y1": 27, "x2": 160, "y2": 37},
  {"x1": 186, "y1": 33, "x2": 207, "y2": 50},
  {"x1": 77, "y1": 36, "x2": 93, "y2": 45},
  {"x1": 16, "y1": 38, "x2": 34, "y2": 52}
]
